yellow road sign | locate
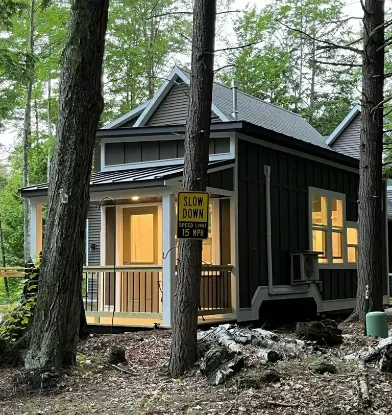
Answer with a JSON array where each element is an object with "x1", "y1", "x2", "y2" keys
[{"x1": 177, "y1": 191, "x2": 209, "y2": 239}]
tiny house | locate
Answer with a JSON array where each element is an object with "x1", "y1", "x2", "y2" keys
[{"x1": 20, "y1": 67, "x2": 390, "y2": 328}]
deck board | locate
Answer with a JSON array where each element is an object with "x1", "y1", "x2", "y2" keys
[{"x1": 86, "y1": 314, "x2": 236, "y2": 329}]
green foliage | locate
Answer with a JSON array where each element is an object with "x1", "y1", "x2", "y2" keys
[
  {"x1": 219, "y1": 0, "x2": 361, "y2": 135},
  {"x1": 103, "y1": 0, "x2": 192, "y2": 123},
  {"x1": 0, "y1": 270, "x2": 38, "y2": 342}
]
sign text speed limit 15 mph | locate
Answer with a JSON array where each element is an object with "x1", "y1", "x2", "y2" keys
[{"x1": 177, "y1": 192, "x2": 209, "y2": 239}]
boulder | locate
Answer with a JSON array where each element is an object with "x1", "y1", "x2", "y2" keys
[
  {"x1": 108, "y1": 346, "x2": 126, "y2": 364},
  {"x1": 260, "y1": 369, "x2": 281, "y2": 383},
  {"x1": 296, "y1": 319, "x2": 343, "y2": 346},
  {"x1": 309, "y1": 361, "x2": 338, "y2": 375}
]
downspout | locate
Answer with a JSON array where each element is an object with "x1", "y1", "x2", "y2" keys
[
  {"x1": 231, "y1": 80, "x2": 238, "y2": 120},
  {"x1": 264, "y1": 166, "x2": 274, "y2": 294}
]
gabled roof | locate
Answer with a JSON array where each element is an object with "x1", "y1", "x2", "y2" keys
[
  {"x1": 102, "y1": 66, "x2": 327, "y2": 148},
  {"x1": 325, "y1": 105, "x2": 361, "y2": 146},
  {"x1": 101, "y1": 100, "x2": 150, "y2": 129}
]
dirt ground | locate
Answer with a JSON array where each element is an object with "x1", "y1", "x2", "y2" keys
[{"x1": 0, "y1": 320, "x2": 392, "y2": 415}]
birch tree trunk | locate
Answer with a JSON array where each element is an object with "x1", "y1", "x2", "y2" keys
[
  {"x1": 169, "y1": 0, "x2": 216, "y2": 378},
  {"x1": 23, "y1": 0, "x2": 35, "y2": 262},
  {"x1": 355, "y1": 0, "x2": 385, "y2": 321},
  {"x1": 25, "y1": 0, "x2": 109, "y2": 370}
]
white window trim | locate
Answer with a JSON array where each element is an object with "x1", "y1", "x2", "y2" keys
[{"x1": 308, "y1": 187, "x2": 356, "y2": 269}]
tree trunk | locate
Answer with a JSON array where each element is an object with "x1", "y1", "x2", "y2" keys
[
  {"x1": 23, "y1": 0, "x2": 35, "y2": 262},
  {"x1": 24, "y1": 0, "x2": 109, "y2": 370},
  {"x1": 169, "y1": 0, "x2": 216, "y2": 378},
  {"x1": 355, "y1": 0, "x2": 385, "y2": 321},
  {"x1": 0, "y1": 216, "x2": 9, "y2": 298}
]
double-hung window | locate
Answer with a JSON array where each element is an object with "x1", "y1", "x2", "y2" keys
[{"x1": 309, "y1": 187, "x2": 358, "y2": 266}]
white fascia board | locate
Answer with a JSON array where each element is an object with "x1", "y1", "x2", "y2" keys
[
  {"x1": 134, "y1": 66, "x2": 230, "y2": 127},
  {"x1": 101, "y1": 100, "x2": 150, "y2": 129},
  {"x1": 325, "y1": 105, "x2": 361, "y2": 146}
]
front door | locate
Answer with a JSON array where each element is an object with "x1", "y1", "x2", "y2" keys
[{"x1": 122, "y1": 206, "x2": 160, "y2": 312}]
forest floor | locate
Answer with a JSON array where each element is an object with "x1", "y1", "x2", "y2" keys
[{"x1": 0, "y1": 318, "x2": 392, "y2": 415}]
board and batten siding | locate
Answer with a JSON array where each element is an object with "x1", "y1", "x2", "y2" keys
[
  {"x1": 104, "y1": 137, "x2": 230, "y2": 167},
  {"x1": 330, "y1": 114, "x2": 361, "y2": 159},
  {"x1": 237, "y1": 139, "x2": 359, "y2": 309},
  {"x1": 145, "y1": 82, "x2": 220, "y2": 127},
  {"x1": 87, "y1": 204, "x2": 101, "y2": 266}
]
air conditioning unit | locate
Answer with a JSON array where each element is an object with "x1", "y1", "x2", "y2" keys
[{"x1": 290, "y1": 251, "x2": 320, "y2": 285}]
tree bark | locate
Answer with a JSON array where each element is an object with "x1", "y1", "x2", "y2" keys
[
  {"x1": 168, "y1": 0, "x2": 216, "y2": 378},
  {"x1": 355, "y1": 0, "x2": 385, "y2": 321},
  {"x1": 23, "y1": 0, "x2": 35, "y2": 262},
  {"x1": 25, "y1": 0, "x2": 109, "y2": 370}
]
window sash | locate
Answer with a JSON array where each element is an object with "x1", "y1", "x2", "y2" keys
[{"x1": 309, "y1": 187, "x2": 351, "y2": 266}]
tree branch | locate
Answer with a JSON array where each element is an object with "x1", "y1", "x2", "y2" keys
[
  {"x1": 377, "y1": 36, "x2": 392, "y2": 52},
  {"x1": 278, "y1": 21, "x2": 363, "y2": 54},
  {"x1": 314, "y1": 59, "x2": 362, "y2": 68},
  {"x1": 147, "y1": 10, "x2": 240, "y2": 20},
  {"x1": 214, "y1": 64, "x2": 235, "y2": 74},
  {"x1": 371, "y1": 96, "x2": 392, "y2": 115}
]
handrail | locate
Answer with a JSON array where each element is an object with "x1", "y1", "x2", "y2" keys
[
  {"x1": 83, "y1": 265, "x2": 163, "y2": 272},
  {"x1": 0, "y1": 267, "x2": 26, "y2": 278},
  {"x1": 174, "y1": 264, "x2": 233, "y2": 272}
]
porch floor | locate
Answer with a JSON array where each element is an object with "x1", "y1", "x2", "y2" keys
[{"x1": 86, "y1": 314, "x2": 236, "y2": 329}]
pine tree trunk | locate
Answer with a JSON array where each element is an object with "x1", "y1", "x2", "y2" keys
[
  {"x1": 24, "y1": 0, "x2": 109, "y2": 370},
  {"x1": 23, "y1": 0, "x2": 35, "y2": 262},
  {"x1": 169, "y1": 0, "x2": 216, "y2": 378},
  {"x1": 355, "y1": 0, "x2": 385, "y2": 321}
]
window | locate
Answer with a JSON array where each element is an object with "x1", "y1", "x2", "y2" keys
[
  {"x1": 347, "y1": 225, "x2": 358, "y2": 263},
  {"x1": 310, "y1": 188, "x2": 357, "y2": 266}
]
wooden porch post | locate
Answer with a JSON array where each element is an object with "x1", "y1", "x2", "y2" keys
[
  {"x1": 30, "y1": 200, "x2": 43, "y2": 262},
  {"x1": 162, "y1": 192, "x2": 176, "y2": 327}
]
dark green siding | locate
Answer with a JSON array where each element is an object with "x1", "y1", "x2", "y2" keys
[{"x1": 238, "y1": 139, "x2": 359, "y2": 308}]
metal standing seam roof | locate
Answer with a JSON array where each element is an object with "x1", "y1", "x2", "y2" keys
[
  {"x1": 211, "y1": 82, "x2": 329, "y2": 148},
  {"x1": 20, "y1": 160, "x2": 234, "y2": 194},
  {"x1": 178, "y1": 67, "x2": 328, "y2": 148}
]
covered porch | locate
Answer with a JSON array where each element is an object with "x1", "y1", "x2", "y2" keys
[{"x1": 22, "y1": 161, "x2": 237, "y2": 328}]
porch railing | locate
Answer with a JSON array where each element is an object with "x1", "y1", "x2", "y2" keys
[{"x1": 0, "y1": 264, "x2": 233, "y2": 322}]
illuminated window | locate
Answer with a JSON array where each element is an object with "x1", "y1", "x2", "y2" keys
[
  {"x1": 310, "y1": 188, "x2": 356, "y2": 266},
  {"x1": 347, "y1": 226, "x2": 358, "y2": 263}
]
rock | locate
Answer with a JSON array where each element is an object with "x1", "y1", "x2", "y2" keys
[
  {"x1": 309, "y1": 361, "x2": 338, "y2": 374},
  {"x1": 200, "y1": 346, "x2": 235, "y2": 376},
  {"x1": 237, "y1": 376, "x2": 261, "y2": 389},
  {"x1": 208, "y1": 356, "x2": 245, "y2": 386},
  {"x1": 260, "y1": 369, "x2": 280, "y2": 383},
  {"x1": 296, "y1": 319, "x2": 343, "y2": 346},
  {"x1": 107, "y1": 346, "x2": 126, "y2": 364}
]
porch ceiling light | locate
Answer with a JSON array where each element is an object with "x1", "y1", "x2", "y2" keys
[{"x1": 131, "y1": 196, "x2": 140, "y2": 201}]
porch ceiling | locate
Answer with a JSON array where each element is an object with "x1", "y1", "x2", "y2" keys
[{"x1": 19, "y1": 159, "x2": 234, "y2": 198}]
